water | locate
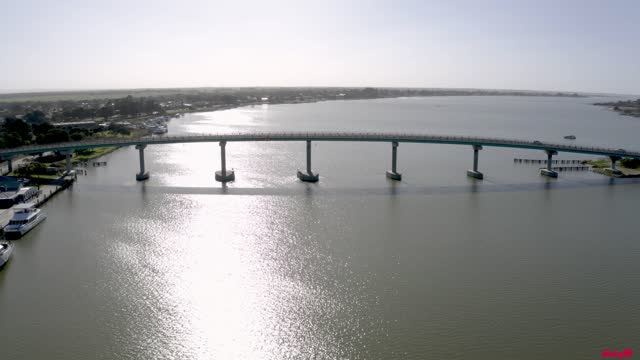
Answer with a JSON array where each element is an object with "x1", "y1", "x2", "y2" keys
[{"x1": 1, "y1": 96, "x2": 639, "y2": 359}]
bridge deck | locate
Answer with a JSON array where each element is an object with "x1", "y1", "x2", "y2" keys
[{"x1": 0, "y1": 132, "x2": 638, "y2": 159}]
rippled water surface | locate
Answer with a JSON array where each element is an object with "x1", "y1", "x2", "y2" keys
[{"x1": 1, "y1": 96, "x2": 639, "y2": 359}]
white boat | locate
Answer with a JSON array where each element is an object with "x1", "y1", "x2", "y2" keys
[
  {"x1": 3, "y1": 203, "x2": 46, "y2": 239},
  {"x1": 0, "y1": 241, "x2": 13, "y2": 269},
  {"x1": 152, "y1": 125, "x2": 168, "y2": 135}
]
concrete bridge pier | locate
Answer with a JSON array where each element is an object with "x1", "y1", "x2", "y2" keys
[
  {"x1": 386, "y1": 141, "x2": 402, "y2": 180},
  {"x1": 5, "y1": 157, "x2": 13, "y2": 174},
  {"x1": 59, "y1": 150, "x2": 73, "y2": 174},
  {"x1": 66, "y1": 152, "x2": 72, "y2": 173},
  {"x1": 297, "y1": 140, "x2": 319, "y2": 182},
  {"x1": 605, "y1": 156, "x2": 623, "y2": 176},
  {"x1": 540, "y1": 150, "x2": 559, "y2": 177},
  {"x1": 215, "y1": 141, "x2": 235, "y2": 182},
  {"x1": 135, "y1": 144, "x2": 150, "y2": 181},
  {"x1": 466, "y1": 145, "x2": 484, "y2": 179}
]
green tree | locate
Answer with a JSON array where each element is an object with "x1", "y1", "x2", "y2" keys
[
  {"x1": 69, "y1": 127, "x2": 91, "y2": 136},
  {"x1": 3, "y1": 118, "x2": 31, "y2": 141},
  {"x1": 24, "y1": 110, "x2": 47, "y2": 124},
  {"x1": 33, "y1": 122, "x2": 54, "y2": 136},
  {"x1": 115, "y1": 95, "x2": 140, "y2": 117},
  {"x1": 362, "y1": 87, "x2": 379, "y2": 98},
  {"x1": 36, "y1": 129, "x2": 70, "y2": 144},
  {"x1": 4, "y1": 132, "x2": 25, "y2": 148},
  {"x1": 621, "y1": 158, "x2": 640, "y2": 169},
  {"x1": 220, "y1": 94, "x2": 238, "y2": 104},
  {"x1": 107, "y1": 123, "x2": 130, "y2": 135},
  {"x1": 98, "y1": 105, "x2": 115, "y2": 120},
  {"x1": 15, "y1": 162, "x2": 50, "y2": 176},
  {"x1": 70, "y1": 132, "x2": 84, "y2": 141}
]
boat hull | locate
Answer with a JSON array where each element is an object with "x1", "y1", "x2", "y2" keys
[
  {"x1": 3, "y1": 214, "x2": 46, "y2": 239},
  {"x1": 0, "y1": 242, "x2": 13, "y2": 269}
]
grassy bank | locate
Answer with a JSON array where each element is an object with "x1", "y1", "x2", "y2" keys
[
  {"x1": 70, "y1": 129, "x2": 144, "y2": 162},
  {"x1": 583, "y1": 159, "x2": 609, "y2": 168},
  {"x1": 584, "y1": 158, "x2": 640, "y2": 177},
  {"x1": 28, "y1": 174, "x2": 61, "y2": 180},
  {"x1": 73, "y1": 147, "x2": 118, "y2": 162},
  {"x1": 10, "y1": 146, "x2": 119, "y2": 183}
]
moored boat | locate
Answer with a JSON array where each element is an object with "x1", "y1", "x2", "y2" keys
[
  {"x1": 0, "y1": 241, "x2": 14, "y2": 269},
  {"x1": 3, "y1": 203, "x2": 46, "y2": 239},
  {"x1": 152, "y1": 125, "x2": 168, "y2": 134}
]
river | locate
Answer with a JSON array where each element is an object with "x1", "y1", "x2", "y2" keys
[{"x1": 1, "y1": 96, "x2": 639, "y2": 359}]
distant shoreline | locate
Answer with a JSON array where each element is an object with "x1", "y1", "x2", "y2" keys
[
  {"x1": 168, "y1": 92, "x2": 590, "y2": 118},
  {"x1": 593, "y1": 98, "x2": 640, "y2": 118},
  {"x1": 0, "y1": 87, "x2": 586, "y2": 104}
]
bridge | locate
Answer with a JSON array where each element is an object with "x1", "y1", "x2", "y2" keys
[{"x1": 0, "y1": 132, "x2": 638, "y2": 181}]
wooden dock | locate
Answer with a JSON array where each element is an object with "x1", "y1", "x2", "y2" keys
[
  {"x1": 0, "y1": 208, "x2": 14, "y2": 228},
  {"x1": 33, "y1": 184, "x2": 66, "y2": 207},
  {"x1": 514, "y1": 158, "x2": 585, "y2": 164}
]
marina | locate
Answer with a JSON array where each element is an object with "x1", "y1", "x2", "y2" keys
[{"x1": 0, "y1": 183, "x2": 72, "y2": 234}]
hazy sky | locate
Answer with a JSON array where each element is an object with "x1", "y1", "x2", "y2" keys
[{"x1": 1, "y1": 0, "x2": 639, "y2": 94}]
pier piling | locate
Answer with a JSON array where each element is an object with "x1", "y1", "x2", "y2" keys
[
  {"x1": 215, "y1": 141, "x2": 235, "y2": 182},
  {"x1": 540, "y1": 150, "x2": 559, "y2": 177},
  {"x1": 297, "y1": 140, "x2": 319, "y2": 182},
  {"x1": 386, "y1": 141, "x2": 402, "y2": 180},
  {"x1": 135, "y1": 144, "x2": 150, "y2": 181},
  {"x1": 466, "y1": 145, "x2": 484, "y2": 179},
  {"x1": 605, "y1": 156, "x2": 623, "y2": 176},
  {"x1": 65, "y1": 151, "x2": 72, "y2": 173}
]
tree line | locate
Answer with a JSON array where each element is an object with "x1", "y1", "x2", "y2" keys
[
  {"x1": 52, "y1": 95, "x2": 163, "y2": 121},
  {"x1": 0, "y1": 117, "x2": 130, "y2": 149},
  {"x1": 0, "y1": 117, "x2": 78, "y2": 148}
]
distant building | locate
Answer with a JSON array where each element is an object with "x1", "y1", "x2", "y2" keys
[
  {"x1": 15, "y1": 187, "x2": 39, "y2": 203},
  {"x1": 0, "y1": 176, "x2": 22, "y2": 192},
  {"x1": 52, "y1": 121, "x2": 99, "y2": 131},
  {"x1": 0, "y1": 186, "x2": 39, "y2": 209},
  {"x1": 114, "y1": 121, "x2": 136, "y2": 129}
]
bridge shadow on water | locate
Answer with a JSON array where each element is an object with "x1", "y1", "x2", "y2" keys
[{"x1": 75, "y1": 177, "x2": 640, "y2": 197}]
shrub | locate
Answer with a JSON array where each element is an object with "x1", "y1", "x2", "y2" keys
[
  {"x1": 621, "y1": 158, "x2": 640, "y2": 169},
  {"x1": 36, "y1": 129, "x2": 70, "y2": 144},
  {"x1": 70, "y1": 132, "x2": 84, "y2": 141},
  {"x1": 15, "y1": 162, "x2": 52, "y2": 176},
  {"x1": 76, "y1": 149, "x2": 93, "y2": 155}
]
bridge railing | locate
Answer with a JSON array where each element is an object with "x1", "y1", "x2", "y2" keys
[{"x1": 0, "y1": 131, "x2": 638, "y2": 158}]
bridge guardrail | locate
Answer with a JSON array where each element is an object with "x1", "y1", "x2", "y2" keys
[{"x1": 0, "y1": 132, "x2": 638, "y2": 159}]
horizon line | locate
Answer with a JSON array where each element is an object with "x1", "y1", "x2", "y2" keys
[{"x1": 0, "y1": 85, "x2": 635, "y2": 97}]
